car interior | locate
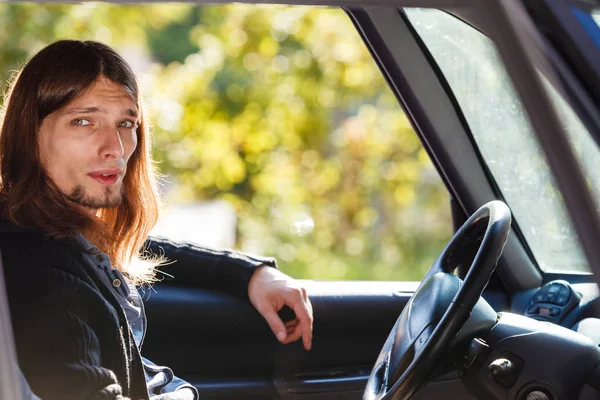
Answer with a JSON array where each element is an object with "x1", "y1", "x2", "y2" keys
[{"x1": 2, "y1": 0, "x2": 600, "y2": 399}]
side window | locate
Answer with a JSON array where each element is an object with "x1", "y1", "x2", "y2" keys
[
  {"x1": 1, "y1": 4, "x2": 451, "y2": 281},
  {"x1": 404, "y1": 8, "x2": 593, "y2": 273}
]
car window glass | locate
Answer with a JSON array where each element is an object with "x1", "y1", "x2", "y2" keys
[
  {"x1": 145, "y1": 5, "x2": 452, "y2": 282},
  {"x1": 592, "y1": 9, "x2": 600, "y2": 25},
  {"x1": 0, "y1": 4, "x2": 451, "y2": 281},
  {"x1": 404, "y1": 7, "x2": 591, "y2": 273}
]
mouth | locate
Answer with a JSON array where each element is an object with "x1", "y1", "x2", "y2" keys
[{"x1": 88, "y1": 170, "x2": 123, "y2": 186}]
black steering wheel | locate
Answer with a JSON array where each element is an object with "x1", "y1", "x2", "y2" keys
[{"x1": 364, "y1": 200, "x2": 512, "y2": 400}]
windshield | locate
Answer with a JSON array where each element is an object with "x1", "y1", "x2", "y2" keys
[{"x1": 404, "y1": 8, "x2": 600, "y2": 273}]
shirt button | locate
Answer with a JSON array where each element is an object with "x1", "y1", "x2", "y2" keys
[
  {"x1": 112, "y1": 279, "x2": 122, "y2": 288},
  {"x1": 96, "y1": 255, "x2": 104, "y2": 262}
]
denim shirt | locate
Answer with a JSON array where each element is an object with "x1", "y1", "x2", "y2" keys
[{"x1": 75, "y1": 234, "x2": 198, "y2": 400}]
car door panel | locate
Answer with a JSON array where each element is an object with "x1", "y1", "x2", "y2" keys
[
  {"x1": 142, "y1": 280, "x2": 413, "y2": 398},
  {"x1": 142, "y1": 277, "x2": 508, "y2": 398}
]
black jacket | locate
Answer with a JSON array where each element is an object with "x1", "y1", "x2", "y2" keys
[{"x1": 0, "y1": 221, "x2": 275, "y2": 400}]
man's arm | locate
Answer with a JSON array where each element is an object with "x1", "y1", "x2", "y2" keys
[
  {"x1": 143, "y1": 236, "x2": 277, "y2": 299},
  {"x1": 7, "y1": 266, "x2": 133, "y2": 400},
  {"x1": 143, "y1": 237, "x2": 313, "y2": 351}
]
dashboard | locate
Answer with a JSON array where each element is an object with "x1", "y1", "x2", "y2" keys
[
  {"x1": 525, "y1": 280, "x2": 580, "y2": 322},
  {"x1": 462, "y1": 279, "x2": 600, "y2": 399},
  {"x1": 512, "y1": 279, "x2": 600, "y2": 342}
]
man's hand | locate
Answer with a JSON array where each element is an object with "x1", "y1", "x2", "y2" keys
[{"x1": 248, "y1": 266, "x2": 313, "y2": 350}]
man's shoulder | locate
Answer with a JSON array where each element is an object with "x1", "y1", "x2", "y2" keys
[
  {"x1": 0, "y1": 219, "x2": 85, "y2": 276},
  {"x1": 0, "y1": 221, "x2": 111, "y2": 330}
]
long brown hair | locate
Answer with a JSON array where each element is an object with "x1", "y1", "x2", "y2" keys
[{"x1": 0, "y1": 40, "x2": 161, "y2": 284}]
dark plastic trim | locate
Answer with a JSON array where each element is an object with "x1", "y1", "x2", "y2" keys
[
  {"x1": 542, "y1": 272, "x2": 596, "y2": 285},
  {"x1": 187, "y1": 377, "x2": 276, "y2": 398},
  {"x1": 525, "y1": 0, "x2": 600, "y2": 147},
  {"x1": 0, "y1": 252, "x2": 23, "y2": 400}
]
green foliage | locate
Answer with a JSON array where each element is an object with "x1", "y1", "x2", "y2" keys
[
  {"x1": 146, "y1": 8, "x2": 201, "y2": 64},
  {"x1": 0, "y1": 3, "x2": 451, "y2": 281}
]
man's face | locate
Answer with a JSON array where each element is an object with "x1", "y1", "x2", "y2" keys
[{"x1": 38, "y1": 76, "x2": 139, "y2": 214}]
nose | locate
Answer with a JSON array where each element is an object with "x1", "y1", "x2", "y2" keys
[{"x1": 100, "y1": 126, "x2": 125, "y2": 159}]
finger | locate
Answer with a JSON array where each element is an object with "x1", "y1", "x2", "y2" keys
[
  {"x1": 298, "y1": 286, "x2": 314, "y2": 321},
  {"x1": 289, "y1": 291, "x2": 313, "y2": 350},
  {"x1": 304, "y1": 291, "x2": 314, "y2": 317},
  {"x1": 260, "y1": 308, "x2": 288, "y2": 343},
  {"x1": 281, "y1": 323, "x2": 303, "y2": 344},
  {"x1": 285, "y1": 318, "x2": 299, "y2": 328},
  {"x1": 285, "y1": 319, "x2": 299, "y2": 334},
  {"x1": 286, "y1": 324, "x2": 295, "y2": 335}
]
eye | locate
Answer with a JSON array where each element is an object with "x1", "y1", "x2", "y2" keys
[
  {"x1": 119, "y1": 120, "x2": 138, "y2": 129},
  {"x1": 71, "y1": 118, "x2": 91, "y2": 126}
]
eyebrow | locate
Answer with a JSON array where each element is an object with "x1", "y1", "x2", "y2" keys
[{"x1": 62, "y1": 107, "x2": 139, "y2": 118}]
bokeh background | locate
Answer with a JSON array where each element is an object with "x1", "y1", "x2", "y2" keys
[{"x1": 0, "y1": 3, "x2": 451, "y2": 281}]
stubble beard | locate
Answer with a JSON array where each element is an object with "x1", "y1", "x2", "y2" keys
[{"x1": 67, "y1": 184, "x2": 124, "y2": 210}]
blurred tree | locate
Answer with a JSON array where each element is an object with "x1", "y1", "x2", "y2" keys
[
  {"x1": 146, "y1": 8, "x2": 202, "y2": 64},
  {"x1": 0, "y1": 3, "x2": 451, "y2": 281}
]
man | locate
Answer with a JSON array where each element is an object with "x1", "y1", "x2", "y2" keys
[{"x1": 0, "y1": 40, "x2": 313, "y2": 399}]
